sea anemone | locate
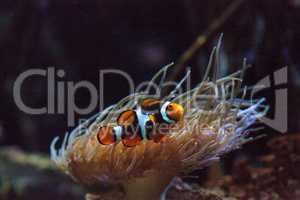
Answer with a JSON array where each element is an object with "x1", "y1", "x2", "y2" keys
[{"x1": 50, "y1": 41, "x2": 268, "y2": 200}]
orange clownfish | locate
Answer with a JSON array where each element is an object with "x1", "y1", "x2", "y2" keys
[
  {"x1": 97, "y1": 99, "x2": 184, "y2": 147},
  {"x1": 97, "y1": 110, "x2": 155, "y2": 147}
]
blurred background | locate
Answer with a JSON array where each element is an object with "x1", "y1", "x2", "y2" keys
[{"x1": 0, "y1": 0, "x2": 298, "y2": 199}]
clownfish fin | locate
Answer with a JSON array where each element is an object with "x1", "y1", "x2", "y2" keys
[
  {"x1": 117, "y1": 110, "x2": 137, "y2": 126},
  {"x1": 97, "y1": 126, "x2": 116, "y2": 145},
  {"x1": 140, "y1": 98, "x2": 161, "y2": 112},
  {"x1": 152, "y1": 133, "x2": 168, "y2": 143},
  {"x1": 145, "y1": 116, "x2": 156, "y2": 139},
  {"x1": 122, "y1": 135, "x2": 142, "y2": 147}
]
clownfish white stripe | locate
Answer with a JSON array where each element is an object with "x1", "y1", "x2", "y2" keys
[
  {"x1": 113, "y1": 126, "x2": 123, "y2": 142},
  {"x1": 136, "y1": 108, "x2": 149, "y2": 140},
  {"x1": 160, "y1": 101, "x2": 174, "y2": 124}
]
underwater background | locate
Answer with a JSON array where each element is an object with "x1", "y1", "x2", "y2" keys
[{"x1": 0, "y1": 0, "x2": 298, "y2": 199}]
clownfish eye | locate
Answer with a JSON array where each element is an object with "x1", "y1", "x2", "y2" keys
[{"x1": 167, "y1": 104, "x2": 173, "y2": 110}]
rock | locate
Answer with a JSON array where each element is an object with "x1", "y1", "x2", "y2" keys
[{"x1": 0, "y1": 147, "x2": 85, "y2": 200}]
